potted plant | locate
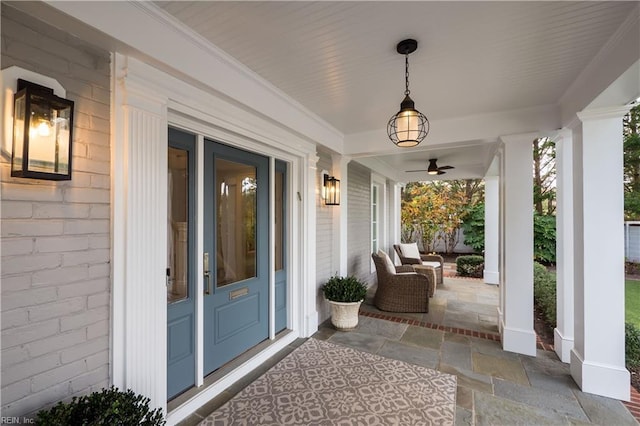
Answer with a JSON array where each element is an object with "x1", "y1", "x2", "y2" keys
[{"x1": 321, "y1": 275, "x2": 368, "y2": 330}]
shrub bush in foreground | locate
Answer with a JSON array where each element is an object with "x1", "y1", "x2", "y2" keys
[{"x1": 456, "y1": 255, "x2": 484, "y2": 278}]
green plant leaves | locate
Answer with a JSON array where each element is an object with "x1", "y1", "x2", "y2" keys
[{"x1": 321, "y1": 275, "x2": 368, "y2": 303}]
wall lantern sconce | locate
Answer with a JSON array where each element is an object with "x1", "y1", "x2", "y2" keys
[
  {"x1": 323, "y1": 173, "x2": 340, "y2": 206},
  {"x1": 11, "y1": 79, "x2": 74, "y2": 180}
]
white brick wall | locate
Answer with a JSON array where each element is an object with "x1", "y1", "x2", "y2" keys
[
  {"x1": 315, "y1": 150, "x2": 334, "y2": 321},
  {"x1": 1, "y1": 5, "x2": 111, "y2": 418}
]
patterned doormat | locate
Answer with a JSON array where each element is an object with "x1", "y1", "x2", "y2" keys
[{"x1": 200, "y1": 338, "x2": 457, "y2": 425}]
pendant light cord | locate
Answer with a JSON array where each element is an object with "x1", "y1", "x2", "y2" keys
[{"x1": 405, "y1": 54, "x2": 410, "y2": 96}]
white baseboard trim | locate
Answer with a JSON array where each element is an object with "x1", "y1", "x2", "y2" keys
[
  {"x1": 553, "y1": 328, "x2": 573, "y2": 363},
  {"x1": 501, "y1": 324, "x2": 537, "y2": 356},
  {"x1": 570, "y1": 349, "x2": 630, "y2": 401},
  {"x1": 483, "y1": 269, "x2": 499, "y2": 285}
]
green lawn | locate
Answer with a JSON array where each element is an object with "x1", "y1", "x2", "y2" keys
[{"x1": 627, "y1": 279, "x2": 640, "y2": 328}]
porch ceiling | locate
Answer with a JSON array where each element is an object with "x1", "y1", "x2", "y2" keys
[{"x1": 154, "y1": 1, "x2": 637, "y2": 181}]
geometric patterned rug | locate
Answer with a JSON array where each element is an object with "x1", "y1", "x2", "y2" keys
[{"x1": 200, "y1": 338, "x2": 456, "y2": 425}]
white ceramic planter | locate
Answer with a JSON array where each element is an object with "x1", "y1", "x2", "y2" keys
[{"x1": 328, "y1": 300, "x2": 362, "y2": 330}]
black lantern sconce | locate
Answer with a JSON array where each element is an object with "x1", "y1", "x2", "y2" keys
[
  {"x1": 323, "y1": 173, "x2": 340, "y2": 206},
  {"x1": 11, "y1": 79, "x2": 74, "y2": 180}
]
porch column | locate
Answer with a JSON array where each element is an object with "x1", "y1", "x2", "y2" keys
[
  {"x1": 500, "y1": 133, "x2": 537, "y2": 356},
  {"x1": 303, "y1": 153, "x2": 320, "y2": 336},
  {"x1": 554, "y1": 128, "x2": 574, "y2": 362},
  {"x1": 389, "y1": 182, "x2": 403, "y2": 263},
  {"x1": 570, "y1": 106, "x2": 631, "y2": 401},
  {"x1": 112, "y1": 55, "x2": 168, "y2": 411},
  {"x1": 483, "y1": 175, "x2": 499, "y2": 284},
  {"x1": 331, "y1": 154, "x2": 351, "y2": 276}
]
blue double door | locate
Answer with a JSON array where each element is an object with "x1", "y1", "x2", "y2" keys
[{"x1": 167, "y1": 129, "x2": 287, "y2": 399}]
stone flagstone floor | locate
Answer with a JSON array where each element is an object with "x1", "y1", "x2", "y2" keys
[{"x1": 179, "y1": 276, "x2": 639, "y2": 425}]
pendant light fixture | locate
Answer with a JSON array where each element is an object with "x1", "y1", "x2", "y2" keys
[{"x1": 387, "y1": 39, "x2": 429, "y2": 148}]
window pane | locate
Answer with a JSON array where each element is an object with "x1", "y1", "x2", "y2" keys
[
  {"x1": 167, "y1": 147, "x2": 189, "y2": 303},
  {"x1": 216, "y1": 158, "x2": 257, "y2": 286},
  {"x1": 275, "y1": 170, "x2": 284, "y2": 271}
]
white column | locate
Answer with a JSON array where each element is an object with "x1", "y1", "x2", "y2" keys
[
  {"x1": 500, "y1": 133, "x2": 537, "y2": 356},
  {"x1": 302, "y1": 152, "x2": 320, "y2": 336},
  {"x1": 331, "y1": 154, "x2": 350, "y2": 276},
  {"x1": 570, "y1": 106, "x2": 631, "y2": 401},
  {"x1": 483, "y1": 175, "x2": 500, "y2": 284},
  {"x1": 554, "y1": 128, "x2": 575, "y2": 362},
  {"x1": 389, "y1": 182, "x2": 403, "y2": 263},
  {"x1": 112, "y1": 55, "x2": 168, "y2": 411}
]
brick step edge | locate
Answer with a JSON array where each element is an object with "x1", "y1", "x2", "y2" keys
[{"x1": 623, "y1": 386, "x2": 640, "y2": 423}]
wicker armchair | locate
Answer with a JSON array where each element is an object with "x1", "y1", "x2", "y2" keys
[
  {"x1": 371, "y1": 251, "x2": 432, "y2": 313},
  {"x1": 393, "y1": 243, "x2": 444, "y2": 287}
]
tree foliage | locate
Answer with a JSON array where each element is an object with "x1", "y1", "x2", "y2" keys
[
  {"x1": 534, "y1": 213, "x2": 556, "y2": 264},
  {"x1": 401, "y1": 180, "x2": 483, "y2": 254},
  {"x1": 533, "y1": 137, "x2": 556, "y2": 215},
  {"x1": 624, "y1": 104, "x2": 640, "y2": 219},
  {"x1": 461, "y1": 202, "x2": 485, "y2": 252}
]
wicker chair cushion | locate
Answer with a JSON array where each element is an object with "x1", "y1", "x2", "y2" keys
[
  {"x1": 422, "y1": 261, "x2": 441, "y2": 268},
  {"x1": 377, "y1": 249, "x2": 396, "y2": 274},
  {"x1": 399, "y1": 243, "x2": 421, "y2": 260}
]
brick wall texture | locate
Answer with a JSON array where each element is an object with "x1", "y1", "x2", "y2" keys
[
  {"x1": 1, "y1": 5, "x2": 111, "y2": 418},
  {"x1": 347, "y1": 162, "x2": 375, "y2": 286}
]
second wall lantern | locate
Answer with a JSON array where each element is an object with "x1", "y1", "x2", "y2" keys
[
  {"x1": 12, "y1": 79, "x2": 74, "y2": 180},
  {"x1": 323, "y1": 173, "x2": 340, "y2": 206}
]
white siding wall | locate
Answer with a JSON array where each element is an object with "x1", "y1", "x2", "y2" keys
[
  {"x1": 315, "y1": 150, "x2": 334, "y2": 322},
  {"x1": 625, "y1": 222, "x2": 640, "y2": 262},
  {"x1": 347, "y1": 162, "x2": 375, "y2": 286},
  {"x1": 1, "y1": 5, "x2": 111, "y2": 418}
]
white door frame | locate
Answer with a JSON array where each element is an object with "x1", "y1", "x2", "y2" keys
[{"x1": 111, "y1": 54, "x2": 318, "y2": 424}]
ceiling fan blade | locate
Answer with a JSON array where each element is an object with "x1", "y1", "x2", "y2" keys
[
  {"x1": 405, "y1": 169, "x2": 429, "y2": 172},
  {"x1": 438, "y1": 165, "x2": 455, "y2": 170},
  {"x1": 437, "y1": 170, "x2": 446, "y2": 175}
]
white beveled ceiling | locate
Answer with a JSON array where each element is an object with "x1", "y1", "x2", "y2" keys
[{"x1": 154, "y1": 2, "x2": 636, "y2": 180}]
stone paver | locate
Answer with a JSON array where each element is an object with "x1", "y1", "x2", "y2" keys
[
  {"x1": 400, "y1": 324, "x2": 444, "y2": 350},
  {"x1": 326, "y1": 329, "x2": 386, "y2": 353},
  {"x1": 439, "y1": 364, "x2": 494, "y2": 394},
  {"x1": 356, "y1": 315, "x2": 408, "y2": 340},
  {"x1": 474, "y1": 392, "x2": 571, "y2": 425},
  {"x1": 493, "y1": 378, "x2": 589, "y2": 422},
  {"x1": 472, "y1": 352, "x2": 529, "y2": 385},
  {"x1": 377, "y1": 339, "x2": 440, "y2": 369},
  {"x1": 573, "y1": 389, "x2": 639, "y2": 426},
  {"x1": 184, "y1": 277, "x2": 639, "y2": 426},
  {"x1": 441, "y1": 340, "x2": 472, "y2": 370}
]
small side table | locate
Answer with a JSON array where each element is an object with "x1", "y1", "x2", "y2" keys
[{"x1": 412, "y1": 265, "x2": 437, "y2": 297}]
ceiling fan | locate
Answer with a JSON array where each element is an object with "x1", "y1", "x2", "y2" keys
[{"x1": 406, "y1": 159, "x2": 455, "y2": 175}]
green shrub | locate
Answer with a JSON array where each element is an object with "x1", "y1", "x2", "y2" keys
[
  {"x1": 626, "y1": 322, "x2": 640, "y2": 369},
  {"x1": 456, "y1": 255, "x2": 484, "y2": 278},
  {"x1": 36, "y1": 386, "x2": 165, "y2": 426},
  {"x1": 533, "y1": 262, "x2": 556, "y2": 328},
  {"x1": 461, "y1": 202, "x2": 485, "y2": 253},
  {"x1": 534, "y1": 214, "x2": 556, "y2": 264},
  {"x1": 321, "y1": 275, "x2": 368, "y2": 303}
]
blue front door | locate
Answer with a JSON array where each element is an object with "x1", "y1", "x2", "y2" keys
[
  {"x1": 203, "y1": 140, "x2": 270, "y2": 374},
  {"x1": 167, "y1": 128, "x2": 196, "y2": 399}
]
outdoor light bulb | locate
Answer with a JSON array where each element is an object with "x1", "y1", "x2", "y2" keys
[
  {"x1": 428, "y1": 170, "x2": 438, "y2": 175},
  {"x1": 37, "y1": 121, "x2": 51, "y2": 137},
  {"x1": 397, "y1": 110, "x2": 419, "y2": 140}
]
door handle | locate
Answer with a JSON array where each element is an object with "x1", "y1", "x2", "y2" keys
[
  {"x1": 204, "y1": 271, "x2": 212, "y2": 295},
  {"x1": 204, "y1": 252, "x2": 212, "y2": 295}
]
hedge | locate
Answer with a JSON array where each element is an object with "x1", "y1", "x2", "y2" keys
[{"x1": 456, "y1": 255, "x2": 484, "y2": 278}]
